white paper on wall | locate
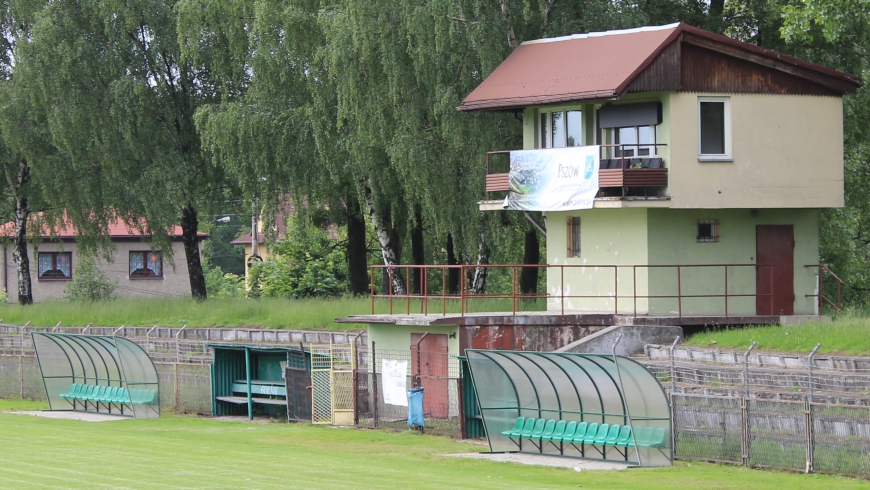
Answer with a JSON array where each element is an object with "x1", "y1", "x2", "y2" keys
[{"x1": 381, "y1": 359, "x2": 408, "y2": 407}]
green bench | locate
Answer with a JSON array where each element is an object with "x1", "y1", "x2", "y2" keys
[
  {"x1": 58, "y1": 383, "x2": 157, "y2": 414},
  {"x1": 215, "y1": 380, "x2": 288, "y2": 407},
  {"x1": 501, "y1": 416, "x2": 666, "y2": 459}
]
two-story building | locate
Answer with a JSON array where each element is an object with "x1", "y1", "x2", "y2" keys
[{"x1": 339, "y1": 23, "x2": 861, "y2": 379}]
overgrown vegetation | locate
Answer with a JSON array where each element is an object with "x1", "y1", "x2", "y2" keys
[
  {"x1": 62, "y1": 257, "x2": 117, "y2": 303},
  {"x1": 686, "y1": 310, "x2": 870, "y2": 355}
]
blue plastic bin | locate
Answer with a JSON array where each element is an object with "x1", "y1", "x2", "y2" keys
[{"x1": 408, "y1": 387, "x2": 425, "y2": 427}]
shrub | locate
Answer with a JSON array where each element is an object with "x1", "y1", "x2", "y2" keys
[
  {"x1": 63, "y1": 257, "x2": 117, "y2": 302},
  {"x1": 205, "y1": 265, "x2": 245, "y2": 298}
]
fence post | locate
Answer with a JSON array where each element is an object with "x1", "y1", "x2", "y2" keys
[
  {"x1": 669, "y1": 336, "x2": 681, "y2": 393},
  {"x1": 371, "y1": 341, "x2": 378, "y2": 428},
  {"x1": 19, "y1": 322, "x2": 29, "y2": 398},
  {"x1": 175, "y1": 325, "x2": 186, "y2": 413},
  {"x1": 742, "y1": 395, "x2": 750, "y2": 467},
  {"x1": 743, "y1": 342, "x2": 757, "y2": 399},
  {"x1": 807, "y1": 343, "x2": 821, "y2": 403},
  {"x1": 805, "y1": 343, "x2": 820, "y2": 474}
]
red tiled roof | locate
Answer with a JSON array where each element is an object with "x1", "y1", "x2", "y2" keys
[
  {"x1": 458, "y1": 23, "x2": 862, "y2": 112},
  {"x1": 0, "y1": 213, "x2": 208, "y2": 239}
]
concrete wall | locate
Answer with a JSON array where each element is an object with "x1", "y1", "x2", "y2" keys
[
  {"x1": 668, "y1": 92, "x2": 843, "y2": 209},
  {"x1": 3, "y1": 240, "x2": 197, "y2": 303},
  {"x1": 366, "y1": 324, "x2": 460, "y2": 356},
  {"x1": 556, "y1": 325, "x2": 683, "y2": 356}
]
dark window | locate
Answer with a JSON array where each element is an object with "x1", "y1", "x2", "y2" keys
[
  {"x1": 697, "y1": 220, "x2": 719, "y2": 243},
  {"x1": 38, "y1": 252, "x2": 72, "y2": 280},
  {"x1": 700, "y1": 101, "x2": 726, "y2": 155},
  {"x1": 567, "y1": 217, "x2": 581, "y2": 257},
  {"x1": 129, "y1": 251, "x2": 163, "y2": 278}
]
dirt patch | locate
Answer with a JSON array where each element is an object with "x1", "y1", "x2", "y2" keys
[
  {"x1": 9, "y1": 410, "x2": 129, "y2": 422},
  {"x1": 441, "y1": 452, "x2": 631, "y2": 470}
]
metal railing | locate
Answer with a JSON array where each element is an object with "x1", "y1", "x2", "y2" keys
[
  {"x1": 369, "y1": 263, "x2": 773, "y2": 317},
  {"x1": 805, "y1": 264, "x2": 843, "y2": 314}
]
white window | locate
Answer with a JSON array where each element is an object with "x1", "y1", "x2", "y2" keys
[
  {"x1": 604, "y1": 125, "x2": 657, "y2": 158},
  {"x1": 539, "y1": 110, "x2": 582, "y2": 148},
  {"x1": 698, "y1": 97, "x2": 731, "y2": 161}
]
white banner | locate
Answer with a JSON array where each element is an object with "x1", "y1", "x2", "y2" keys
[
  {"x1": 381, "y1": 359, "x2": 408, "y2": 407},
  {"x1": 504, "y1": 146, "x2": 600, "y2": 211}
]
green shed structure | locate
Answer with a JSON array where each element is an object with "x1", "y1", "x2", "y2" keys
[{"x1": 209, "y1": 343, "x2": 311, "y2": 421}]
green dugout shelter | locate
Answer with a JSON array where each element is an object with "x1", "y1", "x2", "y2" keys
[
  {"x1": 32, "y1": 332, "x2": 160, "y2": 419},
  {"x1": 209, "y1": 343, "x2": 310, "y2": 421},
  {"x1": 466, "y1": 349, "x2": 672, "y2": 467}
]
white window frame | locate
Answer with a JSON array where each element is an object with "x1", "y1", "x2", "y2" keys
[
  {"x1": 537, "y1": 106, "x2": 583, "y2": 149},
  {"x1": 697, "y1": 97, "x2": 732, "y2": 162}
]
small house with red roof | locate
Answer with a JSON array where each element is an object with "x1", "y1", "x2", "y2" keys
[{"x1": 1, "y1": 216, "x2": 208, "y2": 302}]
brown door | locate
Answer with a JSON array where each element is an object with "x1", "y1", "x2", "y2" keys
[
  {"x1": 756, "y1": 225, "x2": 795, "y2": 315},
  {"x1": 410, "y1": 333, "x2": 449, "y2": 419}
]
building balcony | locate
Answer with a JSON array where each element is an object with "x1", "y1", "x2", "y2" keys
[{"x1": 484, "y1": 145, "x2": 669, "y2": 205}]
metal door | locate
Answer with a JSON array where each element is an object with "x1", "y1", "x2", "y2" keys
[
  {"x1": 756, "y1": 225, "x2": 794, "y2": 315},
  {"x1": 310, "y1": 344, "x2": 332, "y2": 424},
  {"x1": 284, "y1": 363, "x2": 311, "y2": 422},
  {"x1": 411, "y1": 333, "x2": 449, "y2": 419}
]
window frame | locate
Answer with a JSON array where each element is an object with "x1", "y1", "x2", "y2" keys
[
  {"x1": 696, "y1": 219, "x2": 720, "y2": 243},
  {"x1": 537, "y1": 106, "x2": 584, "y2": 149},
  {"x1": 697, "y1": 96, "x2": 732, "y2": 161},
  {"x1": 37, "y1": 251, "x2": 73, "y2": 281},
  {"x1": 567, "y1": 217, "x2": 581, "y2": 258},
  {"x1": 129, "y1": 250, "x2": 164, "y2": 279},
  {"x1": 606, "y1": 124, "x2": 658, "y2": 158}
]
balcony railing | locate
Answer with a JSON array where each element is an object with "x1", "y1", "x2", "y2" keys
[
  {"x1": 369, "y1": 263, "x2": 779, "y2": 318},
  {"x1": 485, "y1": 144, "x2": 668, "y2": 200}
]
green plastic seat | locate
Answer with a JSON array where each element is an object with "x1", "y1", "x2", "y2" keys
[
  {"x1": 501, "y1": 417, "x2": 525, "y2": 437},
  {"x1": 573, "y1": 422, "x2": 595, "y2": 444},
  {"x1": 531, "y1": 419, "x2": 556, "y2": 441},
  {"x1": 647, "y1": 428, "x2": 667, "y2": 448},
  {"x1": 614, "y1": 426, "x2": 633, "y2": 447},
  {"x1": 522, "y1": 419, "x2": 546, "y2": 440},
  {"x1": 80, "y1": 385, "x2": 98, "y2": 401},
  {"x1": 98, "y1": 387, "x2": 118, "y2": 403},
  {"x1": 630, "y1": 427, "x2": 654, "y2": 448},
  {"x1": 552, "y1": 421, "x2": 578, "y2": 443},
  {"x1": 59, "y1": 383, "x2": 80, "y2": 399},
  {"x1": 145, "y1": 390, "x2": 157, "y2": 404},
  {"x1": 542, "y1": 420, "x2": 566, "y2": 442},
  {"x1": 117, "y1": 388, "x2": 130, "y2": 404},
  {"x1": 74, "y1": 385, "x2": 93, "y2": 400},
  {"x1": 584, "y1": 423, "x2": 609, "y2": 445},
  {"x1": 601, "y1": 424, "x2": 621, "y2": 445}
]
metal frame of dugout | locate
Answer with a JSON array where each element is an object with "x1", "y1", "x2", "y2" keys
[
  {"x1": 32, "y1": 333, "x2": 160, "y2": 419},
  {"x1": 209, "y1": 343, "x2": 311, "y2": 421},
  {"x1": 465, "y1": 349, "x2": 673, "y2": 467}
]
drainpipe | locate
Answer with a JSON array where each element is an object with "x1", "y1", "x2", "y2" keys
[{"x1": 3, "y1": 243, "x2": 7, "y2": 299}]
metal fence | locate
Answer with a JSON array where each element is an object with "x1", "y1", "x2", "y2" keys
[
  {"x1": 354, "y1": 345, "x2": 461, "y2": 437},
  {"x1": 673, "y1": 393, "x2": 870, "y2": 478}
]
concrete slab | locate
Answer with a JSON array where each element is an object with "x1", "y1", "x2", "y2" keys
[
  {"x1": 441, "y1": 452, "x2": 630, "y2": 470},
  {"x1": 9, "y1": 410, "x2": 130, "y2": 422}
]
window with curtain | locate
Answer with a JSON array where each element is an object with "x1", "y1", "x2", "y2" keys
[
  {"x1": 129, "y1": 251, "x2": 163, "y2": 278},
  {"x1": 37, "y1": 252, "x2": 72, "y2": 280}
]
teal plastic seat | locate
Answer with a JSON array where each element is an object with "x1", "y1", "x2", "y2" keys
[
  {"x1": 522, "y1": 419, "x2": 546, "y2": 440},
  {"x1": 98, "y1": 387, "x2": 118, "y2": 403},
  {"x1": 91, "y1": 386, "x2": 108, "y2": 402},
  {"x1": 75, "y1": 385, "x2": 94, "y2": 400},
  {"x1": 614, "y1": 426, "x2": 633, "y2": 447},
  {"x1": 647, "y1": 428, "x2": 667, "y2": 448},
  {"x1": 552, "y1": 421, "x2": 577, "y2": 443},
  {"x1": 80, "y1": 385, "x2": 98, "y2": 401},
  {"x1": 116, "y1": 388, "x2": 130, "y2": 404},
  {"x1": 630, "y1": 427, "x2": 654, "y2": 448},
  {"x1": 573, "y1": 422, "x2": 596, "y2": 444},
  {"x1": 584, "y1": 423, "x2": 608, "y2": 445},
  {"x1": 515, "y1": 418, "x2": 536, "y2": 438},
  {"x1": 542, "y1": 420, "x2": 566, "y2": 442},
  {"x1": 59, "y1": 383, "x2": 80, "y2": 399},
  {"x1": 501, "y1": 417, "x2": 525, "y2": 437},
  {"x1": 531, "y1": 419, "x2": 556, "y2": 441},
  {"x1": 601, "y1": 424, "x2": 621, "y2": 445}
]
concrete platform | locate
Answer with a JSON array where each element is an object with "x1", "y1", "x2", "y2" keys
[
  {"x1": 441, "y1": 452, "x2": 631, "y2": 470},
  {"x1": 9, "y1": 410, "x2": 129, "y2": 422}
]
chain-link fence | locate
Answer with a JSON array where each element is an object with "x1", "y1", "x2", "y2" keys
[{"x1": 354, "y1": 346, "x2": 461, "y2": 437}]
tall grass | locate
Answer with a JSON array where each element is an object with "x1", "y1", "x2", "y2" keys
[
  {"x1": 0, "y1": 297, "x2": 374, "y2": 331},
  {"x1": 686, "y1": 309, "x2": 870, "y2": 355}
]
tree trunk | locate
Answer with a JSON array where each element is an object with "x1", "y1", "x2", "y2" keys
[
  {"x1": 345, "y1": 197, "x2": 369, "y2": 295},
  {"x1": 363, "y1": 184, "x2": 406, "y2": 295},
  {"x1": 5, "y1": 159, "x2": 31, "y2": 305},
  {"x1": 519, "y1": 226, "x2": 540, "y2": 295},
  {"x1": 446, "y1": 233, "x2": 460, "y2": 294},
  {"x1": 469, "y1": 235, "x2": 490, "y2": 295},
  {"x1": 180, "y1": 203, "x2": 207, "y2": 300},
  {"x1": 411, "y1": 207, "x2": 425, "y2": 295}
]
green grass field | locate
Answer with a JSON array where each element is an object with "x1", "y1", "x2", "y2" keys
[
  {"x1": 0, "y1": 400, "x2": 866, "y2": 489},
  {"x1": 685, "y1": 310, "x2": 870, "y2": 355}
]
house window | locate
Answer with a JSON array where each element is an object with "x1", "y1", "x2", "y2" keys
[
  {"x1": 130, "y1": 251, "x2": 163, "y2": 278},
  {"x1": 539, "y1": 110, "x2": 582, "y2": 148},
  {"x1": 697, "y1": 220, "x2": 719, "y2": 243},
  {"x1": 567, "y1": 217, "x2": 581, "y2": 257},
  {"x1": 38, "y1": 252, "x2": 72, "y2": 280},
  {"x1": 606, "y1": 125, "x2": 657, "y2": 158},
  {"x1": 698, "y1": 97, "x2": 731, "y2": 160}
]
